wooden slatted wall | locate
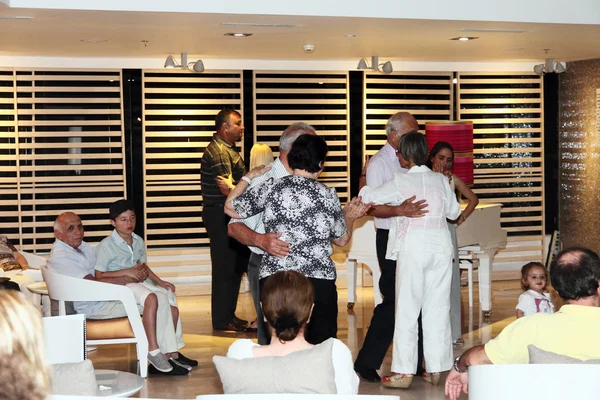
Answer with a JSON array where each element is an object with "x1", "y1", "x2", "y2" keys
[
  {"x1": 253, "y1": 71, "x2": 350, "y2": 202},
  {"x1": 0, "y1": 71, "x2": 19, "y2": 245},
  {"x1": 364, "y1": 72, "x2": 453, "y2": 156},
  {"x1": 142, "y1": 70, "x2": 243, "y2": 249},
  {"x1": 457, "y1": 72, "x2": 544, "y2": 267},
  {"x1": 1, "y1": 69, "x2": 126, "y2": 252}
]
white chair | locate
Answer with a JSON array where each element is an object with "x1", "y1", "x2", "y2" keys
[
  {"x1": 41, "y1": 266, "x2": 149, "y2": 378},
  {"x1": 469, "y1": 364, "x2": 600, "y2": 400},
  {"x1": 197, "y1": 396, "x2": 399, "y2": 400}
]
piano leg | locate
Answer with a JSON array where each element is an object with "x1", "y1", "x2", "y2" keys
[
  {"x1": 477, "y1": 247, "x2": 500, "y2": 316},
  {"x1": 346, "y1": 258, "x2": 357, "y2": 309}
]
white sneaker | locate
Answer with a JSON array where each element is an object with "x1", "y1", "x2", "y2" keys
[
  {"x1": 148, "y1": 352, "x2": 173, "y2": 373},
  {"x1": 170, "y1": 357, "x2": 192, "y2": 371}
]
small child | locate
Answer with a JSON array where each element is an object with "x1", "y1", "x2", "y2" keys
[{"x1": 516, "y1": 262, "x2": 554, "y2": 318}]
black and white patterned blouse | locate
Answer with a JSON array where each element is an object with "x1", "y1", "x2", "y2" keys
[{"x1": 231, "y1": 175, "x2": 347, "y2": 280}]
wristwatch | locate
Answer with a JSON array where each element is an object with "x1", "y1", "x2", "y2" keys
[{"x1": 453, "y1": 356, "x2": 467, "y2": 373}]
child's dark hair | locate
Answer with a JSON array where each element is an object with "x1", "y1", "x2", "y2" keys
[{"x1": 520, "y1": 262, "x2": 547, "y2": 291}]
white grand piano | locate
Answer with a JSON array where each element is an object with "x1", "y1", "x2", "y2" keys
[{"x1": 345, "y1": 203, "x2": 507, "y2": 314}]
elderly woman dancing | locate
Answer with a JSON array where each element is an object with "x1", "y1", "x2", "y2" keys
[
  {"x1": 225, "y1": 133, "x2": 370, "y2": 344},
  {"x1": 358, "y1": 132, "x2": 461, "y2": 388}
]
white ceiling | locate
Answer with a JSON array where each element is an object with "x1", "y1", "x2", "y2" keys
[{"x1": 1, "y1": 3, "x2": 600, "y2": 63}]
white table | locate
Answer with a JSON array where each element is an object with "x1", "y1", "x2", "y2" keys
[{"x1": 95, "y1": 369, "x2": 145, "y2": 397}]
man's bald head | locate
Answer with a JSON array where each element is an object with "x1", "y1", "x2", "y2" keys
[
  {"x1": 385, "y1": 112, "x2": 419, "y2": 138},
  {"x1": 53, "y1": 212, "x2": 84, "y2": 249},
  {"x1": 550, "y1": 247, "x2": 600, "y2": 302}
]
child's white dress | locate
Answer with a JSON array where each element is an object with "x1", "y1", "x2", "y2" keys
[{"x1": 516, "y1": 289, "x2": 554, "y2": 316}]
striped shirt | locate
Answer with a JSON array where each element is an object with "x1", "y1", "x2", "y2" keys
[
  {"x1": 229, "y1": 157, "x2": 290, "y2": 254},
  {"x1": 201, "y1": 134, "x2": 246, "y2": 206}
]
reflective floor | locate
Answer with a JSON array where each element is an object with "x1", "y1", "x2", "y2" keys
[{"x1": 88, "y1": 280, "x2": 524, "y2": 399}]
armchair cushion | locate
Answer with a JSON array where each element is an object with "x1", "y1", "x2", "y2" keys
[
  {"x1": 51, "y1": 360, "x2": 97, "y2": 396},
  {"x1": 213, "y1": 339, "x2": 336, "y2": 394},
  {"x1": 87, "y1": 318, "x2": 135, "y2": 340},
  {"x1": 528, "y1": 345, "x2": 600, "y2": 364}
]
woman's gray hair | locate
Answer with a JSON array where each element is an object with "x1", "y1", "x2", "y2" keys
[
  {"x1": 398, "y1": 132, "x2": 428, "y2": 166},
  {"x1": 279, "y1": 122, "x2": 316, "y2": 151}
]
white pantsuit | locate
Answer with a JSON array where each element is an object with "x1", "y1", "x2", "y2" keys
[{"x1": 359, "y1": 165, "x2": 461, "y2": 374}]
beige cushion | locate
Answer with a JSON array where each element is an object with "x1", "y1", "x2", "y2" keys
[
  {"x1": 213, "y1": 338, "x2": 336, "y2": 394},
  {"x1": 528, "y1": 345, "x2": 600, "y2": 364},
  {"x1": 51, "y1": 359, "x2": 97, "y2": 396}
]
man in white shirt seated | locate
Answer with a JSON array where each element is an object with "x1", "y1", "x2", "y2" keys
[{"x1": 47, "y1": 211, "x2": 195, "y2": 376}]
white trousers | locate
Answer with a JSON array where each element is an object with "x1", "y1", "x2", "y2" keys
[
  {"x1": 126, "y1": 281, "x2": 184, "y2": 354},
  {"x1": 391, "y1": 249, "x2": 453, "y2": 374}
]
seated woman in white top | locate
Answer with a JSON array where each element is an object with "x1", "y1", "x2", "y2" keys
[{"x1": 226, "y1": 270, "x2": 359, "y2": 394}]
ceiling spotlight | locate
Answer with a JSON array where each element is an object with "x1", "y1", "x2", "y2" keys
[
  {"x1": 163, "y1": 52, "x2": 205, "y2": 73},
  {"x1": 164, "y1": 55, "x2": 178, "y2": 68},
  {"x1": 224, "y1": 32, "x2": 253, "y2": 37},
  {"x1": 533, "y1": 58, "x2": 567, "y2": 75},
  {"x1": 357, "y1": 56, "x2": 393, "y2": 74},
  {"x1": 450, "y1": 36, "x2": 479, "y2": 41}
]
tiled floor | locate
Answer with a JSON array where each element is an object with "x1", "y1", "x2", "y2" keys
[{"x1": 88, "y1": 281, "x2": 524, "y2": 399}]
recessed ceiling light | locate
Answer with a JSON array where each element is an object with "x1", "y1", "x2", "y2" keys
[
  {"x1": 81, "y1": 39, "x2": 108, "y2": 43},
  {"x1": 450, "y1": 36, "x2": 479, "y2": 41},
  {"x1": 345, "y1": 34, "x2": 356, "y2": 38},
  {"x1": 224, "y1": 32, "x2": 253, "y2": 37},
  {"x1": 0, "y1": 16, "x2": 34, "y2": 20}
]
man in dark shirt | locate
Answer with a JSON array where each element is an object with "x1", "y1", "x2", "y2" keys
[{"x1": 201, "y1": 109, "x2": 250, "y2": 331}]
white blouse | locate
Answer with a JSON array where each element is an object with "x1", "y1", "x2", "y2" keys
[
  {"x1": 226, "y1": 338, "x2": 359, "y2": 395},
  {"x1": 359, "y1": 165, "x2": 461, "y2": 259}
]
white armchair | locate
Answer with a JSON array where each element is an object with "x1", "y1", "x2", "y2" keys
[
  {"x1": 197, "y1": 396, "x2": 400, "y2": 400},
  {"x1": 41, "y1": 266, "x2": 149, "y2": 378}
]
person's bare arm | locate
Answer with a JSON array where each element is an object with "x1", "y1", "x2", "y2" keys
[
  {"x1": 516, "y1": 309, "x2": 525, "y2": 319},
  {"x1": 85, "y1": 272, "x2": 139, "y2": 285},
  {"x1": 13, "y1": 251, "x2": 30, "y2": 270},
  {"x1": 95, "y1": 266, "x2": 147, "y2": 285},
  {"x1": 145, "y1": 263, "x2": 176, "y2": 293},
  {"x1": 444, "y1": 345, "x2": 492, "y2": 400},
  {"x1": 367, "y1": 196, "x2": 429, "y2": 218},
  {"x1": 228, "y1": 222, "x2": 290, "y2": 258},
  {"x1": 453, "y1": 174, "x2": 479, "y2": 226},
  {"x1": 332, "y1": 197, "x2": 372, "y2": 247}
]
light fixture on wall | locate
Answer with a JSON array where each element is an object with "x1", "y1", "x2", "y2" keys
[
  {"x1": 533, "y1": 58, "x2": 566, "y2": 76},
  {"x1": 164, "y1": 52, "x2": 205, "y2": 72},
  {"x1": 357, "y1": 56, "x2": 393, "y2": 74}
]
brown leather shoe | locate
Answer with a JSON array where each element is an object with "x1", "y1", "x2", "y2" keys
[{"x1": 213, "y1": 322, "x2": 246, "y2": 332}]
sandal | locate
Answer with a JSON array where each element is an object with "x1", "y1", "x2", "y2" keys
[
  {"x1": 422, "y1": 371, "x2": 441, "y2": 386},
  {"x1": 381, "y1": 373, "x2": 413, "y2": 389}
]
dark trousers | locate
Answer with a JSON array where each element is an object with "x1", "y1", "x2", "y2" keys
[
  {"x1": 202, "y1": 205, "x2": 249, "y2": 327},
  {"x1": 259, "y1": 275, "x2": 338, "y2": 345},
  {"x1": 248, "y1": 253, "x2": 268, "y2": 345},
  {"x1": 355, "y1": 229, "x2": 424, "y2": 372}
]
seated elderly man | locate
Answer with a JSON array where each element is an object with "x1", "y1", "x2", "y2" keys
[
  {"x1": 445, "y1": 246, "x2": 600, "y2": 400},
  {"x1": 47, "y1": 212, "x2": 196, "y2": 376}
]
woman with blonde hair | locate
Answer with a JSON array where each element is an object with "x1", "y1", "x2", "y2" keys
[
  {"x1": 0, "y1": 291, "x2": 50, "y2": 400},
  {"x1": 250, "y1": 143, "x2": 274, "y2": 170}
]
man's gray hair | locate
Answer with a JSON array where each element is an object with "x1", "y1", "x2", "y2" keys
[
  {"x1": 53, "y1": 219, "x2": 63, "y2": 233},
  {"x1": 279, "y1": 122, "x2": 316, "y2": 151},
  {"x1": 385, "y1": 112, "x2": 417, "y2": 137}
]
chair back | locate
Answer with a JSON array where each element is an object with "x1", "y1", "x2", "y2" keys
[
  {"x1": 22, "y1": 251, "x2": 47, "y2": 269},
  {"x1": 469, "y1": 364, "x2": 600, "y2": 399}
]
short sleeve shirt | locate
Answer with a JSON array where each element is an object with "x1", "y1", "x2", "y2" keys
[
  {"x1": 231, "y1": 175, "x2": 347, "y2": 280},
  {"x1": 46, "y1": 239, "x2": 104, "y2": 317},
  {"x1": 200, "y1": 134, "x2": 247, "y2": 206},
  {"x1": 484, "y1": 305, "x2": 600, "y2": 364},
  {"x1": 95, "y1": 230, "x2": 147, "y2": 273}
]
